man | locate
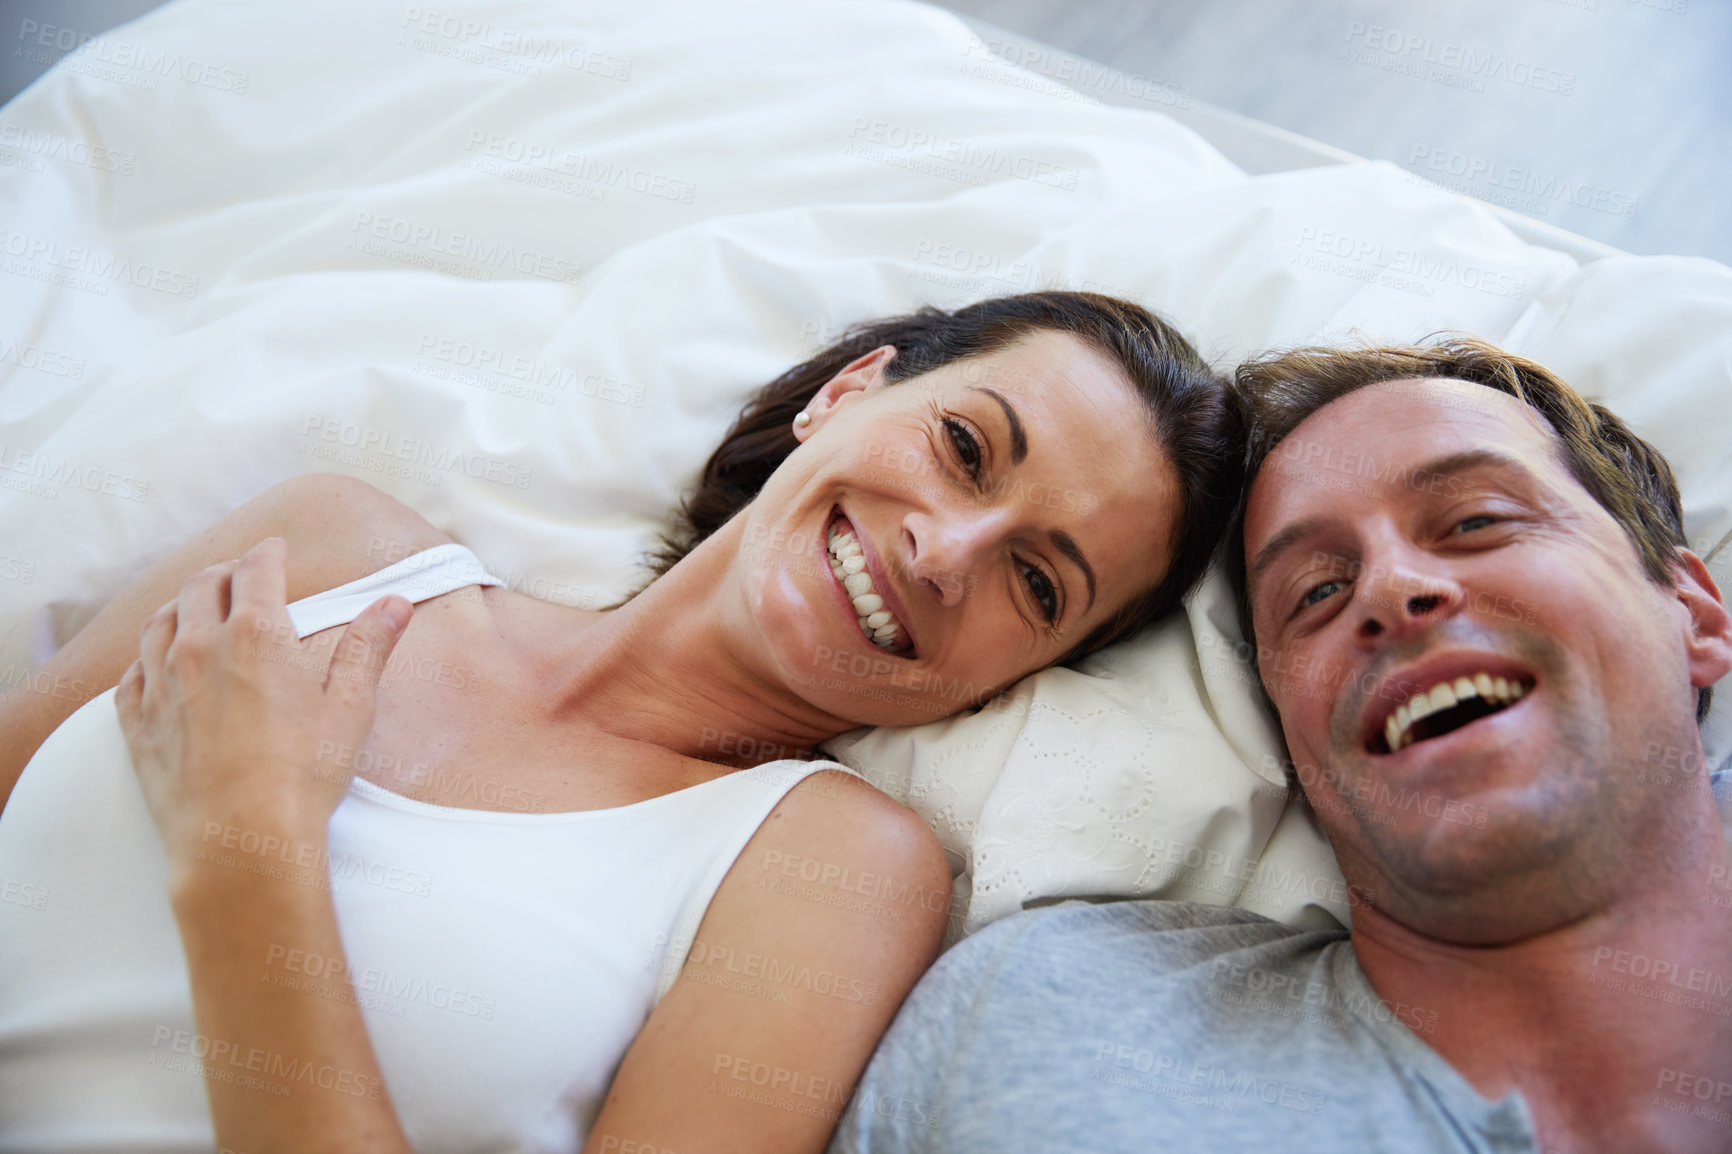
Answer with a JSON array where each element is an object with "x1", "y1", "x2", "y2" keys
[{"x1": 828, "y1": 337, "x2": 1732, "y2": 1153}]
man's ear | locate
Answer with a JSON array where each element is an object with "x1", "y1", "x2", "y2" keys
[
  {"x1": 793, "y1": 345, "x2": 896, "y2": 443},
  {"x1": 1673, "y1": 548, "x2": 1732, "y2": 691}
]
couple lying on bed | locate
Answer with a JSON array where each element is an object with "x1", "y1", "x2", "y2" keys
[{"x1": 0, "y1": 291, "x2": 1726, "y2": 1153}]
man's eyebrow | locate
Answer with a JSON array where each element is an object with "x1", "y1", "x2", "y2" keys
[
  {"x1": 1247, "y1": 448, "x2": 1535, "y2": 595},
  {"x1": 1049, "y1": 529, "x2": 1096, "y2": 615},
  {"x1": 971, "y1": 387, "x2": 1028, "y2": 465},
  {"x1": 1411, "y1": 448, "x2": 1532, "y2": 484},
  {"x1": 1249, "y1": 517, "x2": 1328, "y2": 596}
]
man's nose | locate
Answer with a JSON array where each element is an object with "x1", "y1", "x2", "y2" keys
[{"x1": 1351, "y1": 546, "x2": 1466, "y2": 643}]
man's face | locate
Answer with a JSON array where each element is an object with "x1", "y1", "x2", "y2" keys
[{"x1": 1242, "y1": 379, "x2": 1711, "y2": 939}]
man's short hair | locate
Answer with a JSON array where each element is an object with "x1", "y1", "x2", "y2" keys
[{"x1": 1224, "y1": 334, "x2": 1710, "y2": 724}]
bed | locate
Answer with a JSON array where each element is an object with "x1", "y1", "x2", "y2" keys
[{"x1": 2, "y1": 0, "x2": 1729, "y2": 945}]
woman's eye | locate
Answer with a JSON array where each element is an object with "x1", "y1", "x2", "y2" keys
[
  {"x1": 1453, "y1": 514, "x2": 1498, "y2": 534},
  {"x1": 1299, "y1": 579, "x2": 1346, "y2": 610},
  {"x1": 1021, "y1": 559, "x2": 1059, "y2": 623},
  {"x1": 943, "y1": 417, "x2": 983, "y2": 482}
]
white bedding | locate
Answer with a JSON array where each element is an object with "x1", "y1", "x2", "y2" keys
[{"x1": 2, "y1": 0, "x2": 1729, "y2": 937}]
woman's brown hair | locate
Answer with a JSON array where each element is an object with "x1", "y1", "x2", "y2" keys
[{"x1": 646, "y1": 291, "x2": 1244, "y2": 664}]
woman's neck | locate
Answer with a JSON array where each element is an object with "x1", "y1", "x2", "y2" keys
[{"x1": 524, "y1": 519, "x2": 852, "y2": 764}]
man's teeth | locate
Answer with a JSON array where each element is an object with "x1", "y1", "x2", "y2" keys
[
  {"x1": 828, "y1": 524, "x2": 906, "y2": 651},
  {"x1": 1383, "y1": 673, "x2": 1527, "y2": 752}
]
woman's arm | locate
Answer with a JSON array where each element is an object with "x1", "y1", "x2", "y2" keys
[
  {"x1": 116, "y1": 539, "x2": 420, "y2": 1152},
  {"x1": 0, "y1": 473, "x2": 448, "y2": 811},
  {"x1": 584, "y1": 770, "x2": 952, "y2": 1153}
]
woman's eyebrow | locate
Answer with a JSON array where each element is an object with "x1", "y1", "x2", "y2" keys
[
  {"x1": 971, "y1": 387, "x2": 1028, "y2": 464},
  {"x1": 1050, "y1": 529, "x2": 1096, "y2": 614}
]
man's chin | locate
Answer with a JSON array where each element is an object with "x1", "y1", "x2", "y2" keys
[{"x1": 1352, "y1": 793, "x2": 1602, "y2": 931}]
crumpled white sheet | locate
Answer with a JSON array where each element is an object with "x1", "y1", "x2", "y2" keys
[{"x1": 0, "y1": 0, "x2": 1727, "y2": 936}]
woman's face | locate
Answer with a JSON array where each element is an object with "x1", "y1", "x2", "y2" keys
[{"x1": 731, "y1": 329, "x2": 1182, "y2": 727}]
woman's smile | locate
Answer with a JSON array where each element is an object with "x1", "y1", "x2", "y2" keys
[{"x1": 824, "y1": 507, "x2": 918, "y2": 658}]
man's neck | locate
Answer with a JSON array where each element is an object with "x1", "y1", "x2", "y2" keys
[{"x1": 1348, "y1": 789, "x2": 1732, "y2": 1153}]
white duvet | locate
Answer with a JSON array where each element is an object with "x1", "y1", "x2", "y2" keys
[{"x1": 2, "y1": 0, "x2": 1729, "y2": 935}]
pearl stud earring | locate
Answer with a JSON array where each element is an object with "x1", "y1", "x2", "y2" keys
[{"x1": 794, "y1": 411, "x2": 812, "y2": 429}]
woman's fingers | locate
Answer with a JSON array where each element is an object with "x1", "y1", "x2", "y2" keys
[
  {"x1": 324, "y1": 596, "x2": 412, "y2": 711},
  {"x1": 114, "y1": 658, "x2": 144, "y2": 731},
  {"x1": 230, "y1": 537, "x2": 289, "y2": 636},
  {"x1": 174, "y1": 561, "x2": 236, "y2": 652},
  {"x1": 139, "y1": 600, "x2": 178, "y2": 680}
]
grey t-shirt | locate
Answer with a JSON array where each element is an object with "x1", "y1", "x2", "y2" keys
[{"x1": 828, "y1": 899, "x2": 1541, "y2": 1153}]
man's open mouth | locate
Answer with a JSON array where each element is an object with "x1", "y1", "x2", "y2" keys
[
  {"x1": 827, "y1": 511, "x2": 914, "y2": 657},
  {"x1": 1373, "y1": 672, "x2": 1533, "y2": 754}
]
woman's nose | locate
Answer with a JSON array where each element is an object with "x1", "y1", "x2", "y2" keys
[{"x1": 902, "y1": 508, "x2": 1004, "y2": 609}]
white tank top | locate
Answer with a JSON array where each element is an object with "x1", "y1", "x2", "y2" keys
[{"x1": 0, "y1": 545, "x2": 843, "y2": 1152}]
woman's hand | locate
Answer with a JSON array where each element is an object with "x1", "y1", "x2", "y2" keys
[
  {"x1": 115, "y1": 536, "x2": 420, "y2": 1153},
  {"x1": 115, "y1": 536, "x2": 411, "y2": 885}
]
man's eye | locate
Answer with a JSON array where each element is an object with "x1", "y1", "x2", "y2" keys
[
  {"x1": 1454, "y1": 514, "x2": 1497, "y2": 534},
  {"x1": 1020, "y1": 559, "x2": 1059, "y2": 623},
  {"x1": 1300, "y1": 579, "x2": 1346, "y2": 609},
  {"x1": 943, "y1": 418, "x2": 983, "y2": 482}
]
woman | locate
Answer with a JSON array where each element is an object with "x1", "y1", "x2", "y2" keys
[{"x1": 0, "y1": 292, "x2": 1242, "y2": 1152}]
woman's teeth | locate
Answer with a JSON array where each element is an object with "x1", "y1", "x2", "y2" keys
[{"x1": 828, "y1": 524, "x2": 906, "y2": 651}]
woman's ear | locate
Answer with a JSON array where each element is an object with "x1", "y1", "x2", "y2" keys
[{"x1": 793, "y1": 345, "x2": 896, "y2": 442}]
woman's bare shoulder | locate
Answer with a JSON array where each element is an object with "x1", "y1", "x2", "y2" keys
[
  {"x1": 274, "y1": 474, "x2": 453, "y2": 593},
  {"x1": 0, "y1": 474, "x2": 454, "y2": 809},
  {"x1": 754, "y1": 767, "x2": 953, "y2": 909}
]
